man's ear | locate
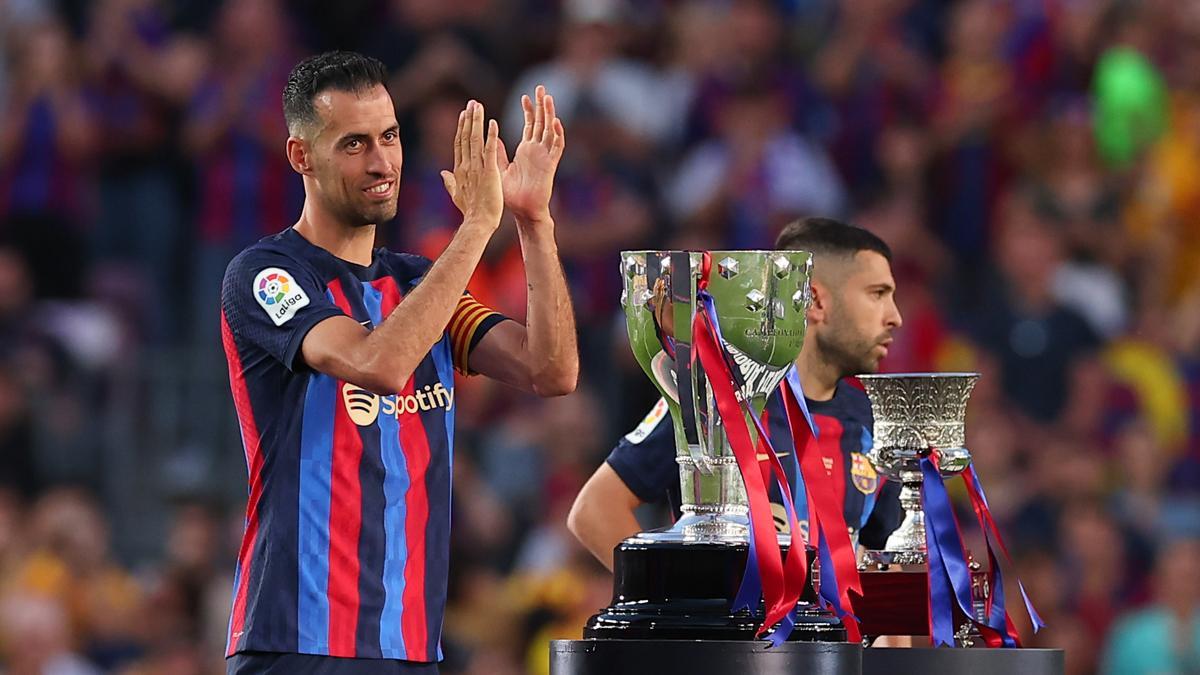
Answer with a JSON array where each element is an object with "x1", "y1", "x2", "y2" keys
[
  {"x1": 286, "y1": 136, "x2": 313, "y2": 175},
  {"x1": 806, "y1": 280, "x2": 829, "y2": 326}
]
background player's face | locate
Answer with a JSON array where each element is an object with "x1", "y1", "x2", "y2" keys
[
  {"x1": 307, "y1": 84, "x2": 402, "y2": 227},
  {"x1": 813, "y1": 250, "x2": 902, "y2": 376}
]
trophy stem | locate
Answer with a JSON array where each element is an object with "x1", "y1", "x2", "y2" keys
[{"x1": 884, "y1": 472, "x2": 926, "y2": 556}]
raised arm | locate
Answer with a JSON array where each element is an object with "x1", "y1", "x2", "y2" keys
[
  {"x1": 301, "y1": 100, "x2": 504, "y2": 393},
  {"x1": 469, "y1": 86, "x2": 579, "y2": 396}
]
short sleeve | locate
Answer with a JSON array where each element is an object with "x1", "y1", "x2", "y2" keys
[
  {"x1": 605, "y1": 398, "x2": 679, "y2": 504},
  {"x1": 221, "y1": 248, "x2": 343, "y2": 371},
  {"x1": 446, "y1": 293, "x2": 508, "y2": 375}
]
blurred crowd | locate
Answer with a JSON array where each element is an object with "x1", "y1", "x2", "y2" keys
[{"x1": 1, "y1": 0, "x2": 1199, "y2": 673}]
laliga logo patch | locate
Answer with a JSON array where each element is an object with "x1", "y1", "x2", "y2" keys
[
  {"x1": 851, "y1": 452, "x2": 879, "y2": 495},
  {"x1": 254, "y1": 267, "x2": 309, "y2": 326},
  {"x1": 624, "y1": 397, "x2": 669, "y2": 445}
]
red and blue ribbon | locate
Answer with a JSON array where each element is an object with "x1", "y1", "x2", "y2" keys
[
  {"x1": 920, "y1": 456, "x2": 1046, "y2": 647},
  {"x1": 782, "y1": 369, "x2": 863, "y2": 643},
  {"x1": 690, "y1": 256, "x2": 809, "y2": 646},
  {"x1": 961, "y1": 465, "x2": 1046, "y2": 640}
]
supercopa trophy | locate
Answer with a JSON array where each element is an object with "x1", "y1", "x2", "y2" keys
[
  {"x1": 858, "y1": 373, "x2": 978, "y2": 567},
  {"x1": 854, "y1": 373, "x2": 988, "y2": 644},
  {"x1": 582, "y1": 250, "x2": 845, "y2": 642}
]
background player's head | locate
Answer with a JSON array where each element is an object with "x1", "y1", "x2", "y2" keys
[
  {"x1": 283, "y1": 51, "x2": 400, "y2": 228},
  {"x1": 776, "y1": 217, "x2": 902, "y2": 375}
]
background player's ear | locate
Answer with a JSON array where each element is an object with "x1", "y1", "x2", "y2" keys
[
  {"x1": 806, "y1": 281, "x2": 829, "y2": 325},
  {"x1": 286, "y1": 137, "x2": 313, "y2": 175}
]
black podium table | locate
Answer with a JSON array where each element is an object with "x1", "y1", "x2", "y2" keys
[
  {"x1": 863, "y1": 647, "x2": 1064, "y2": 675},
  {"x1": 550, "y1": 639, "x2": 861, "y2": 675}
]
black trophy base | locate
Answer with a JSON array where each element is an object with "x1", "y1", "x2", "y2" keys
[
  {"x1": 551, "y1": 639, "x2": 862, "y2": 675},
  {"x1": 584, "y1": 539, "x2": 846, "y2": 642},
  {"x1": 863, "y1": 648, "x2": 1064, "y2": 675}
]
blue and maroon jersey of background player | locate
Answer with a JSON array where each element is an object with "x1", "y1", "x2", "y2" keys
[
  {"x1": 607, "y1": 380, "x2": 902, "y2": 550},
  {"x1": 219, "y1": 227, "x2": 506, "y2": 662}
]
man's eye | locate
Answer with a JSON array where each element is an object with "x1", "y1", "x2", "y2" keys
[
  {"x1": 383, "y1": 131, "x2": 397, "y2": 142},
  {"x1": 346, "y1": 140, "x2": 362, "y2": 150}
]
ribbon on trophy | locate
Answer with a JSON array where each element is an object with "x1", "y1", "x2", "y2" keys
[
  {"x1": 689, "y1": 253, "x2": 809, "y2": 646},
  {"x1": 921, "y1": 455, "x2": 1045, "y2": 647},
  {"x1": 781, "y1": 369, "x2": 863, "y2": 643},
  {"x1": 961, "y1": 465, "x2": 1046, "y2": 640}
]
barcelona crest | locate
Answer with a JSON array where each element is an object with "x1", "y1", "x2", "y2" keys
[{"x1": 850, "y1": 452, "x2": 879, "y2": 494}]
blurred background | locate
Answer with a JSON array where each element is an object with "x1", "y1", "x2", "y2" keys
[{"x1": 0, "y1": 0, "x2": 1198, "y2": 673}]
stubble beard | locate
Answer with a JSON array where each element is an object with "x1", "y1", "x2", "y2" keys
[
  {"x1": 814, "y1": 318, "x2": 888, "y2": 378},
  {"x1": 331, "y1": 191, "x2": 398, "y2": 229}
]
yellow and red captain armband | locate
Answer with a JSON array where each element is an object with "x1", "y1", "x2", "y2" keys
[{"x1": 447, "y1": 293, "x2": 502, "y2": 374}]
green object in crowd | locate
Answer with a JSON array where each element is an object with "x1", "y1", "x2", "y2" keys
[{"x1": 1092, "y1": 46, "x2": 1168, "y2": 168}]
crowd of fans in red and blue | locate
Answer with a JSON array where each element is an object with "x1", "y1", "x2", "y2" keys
[{"x1": 0, "y1": 0, "x2": 1198, "y2": 673}]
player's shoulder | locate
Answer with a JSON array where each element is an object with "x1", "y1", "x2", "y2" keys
[
  {"x1": 377, "y1": 249, "x2": 434, "y2": 284},
  {"x1": 621, "y1": 397, "x2": 673, "y2": 446},
  {"x1": 226, "y1": 230, "x2": 318, "y2": 280},
  {"x1": 831, "y1": 378, "x2": 873, "y2": 423}
]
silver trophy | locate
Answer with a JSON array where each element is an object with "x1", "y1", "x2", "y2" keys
[
  {"x1": 620, "y1": 250, "x2": 812, "y2": 543},
  {"x1": 857, "y1": 373, "x2": 979, "y2": 567}
]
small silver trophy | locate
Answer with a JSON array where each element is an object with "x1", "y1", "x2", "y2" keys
[{"x1": 857, "y1": 373, "x2": 979, "y2": 567}]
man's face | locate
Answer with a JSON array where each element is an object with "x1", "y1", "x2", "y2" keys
[
  {"x1": 812, "y1": 250, "x2": 902, "y2": 376},
  {"x1": 303, "y1": 84, "x2": 402, "y2": 227}
]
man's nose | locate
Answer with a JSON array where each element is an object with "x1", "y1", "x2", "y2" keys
[
  {"x1": 365, "y1": 145, "x2": 396, "y2": 175},
  {"x1": 887, "y1": 299, "x2": 903, "y2": 329}
]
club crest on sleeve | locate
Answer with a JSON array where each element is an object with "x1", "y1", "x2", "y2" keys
[
  {"x1": 850, "y1": 452, "x2": 879, "y2": 494},
  {"x1": 253, "y1": 267, "x2": 309, "y2": 326},
  {"x1": 624, "y1": 397, "x2": 669, "y2": 445}
]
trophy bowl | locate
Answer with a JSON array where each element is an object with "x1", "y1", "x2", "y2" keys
[
  {"x1": 857, "y1": 373, "x2": 979, "y2": 566},
  {"x1": 618, "y1": 250, "x2": 811, "y2": 543}
]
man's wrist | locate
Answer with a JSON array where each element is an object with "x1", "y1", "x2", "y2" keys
[
  {"x1": 513, "y1": 209, "x2": 554, "y2": 229},
  {"x1": 461, "y1": 212, "x2": 501, "y2": 233},
  {"x1": 515, "y1": 217, "x2": 557, "y2": 250}
]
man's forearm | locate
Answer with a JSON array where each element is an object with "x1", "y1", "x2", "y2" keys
[
  {"x1": 367, "y1": 219, "x2": 494, "y2": 390},
  {"x1": 579, "y1": 507, "x2": 639, "y2": 571},
  {"x1": 517, "y1": 218, "x2": 578, "y2": 396}
]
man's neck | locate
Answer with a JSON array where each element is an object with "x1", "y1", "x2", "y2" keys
[
  {"x1": 793, "y1": 341, "x2": 841, "y2": 402},
  {"x1": 293, "y1": 200, "x2": 376, "y2": 266}
]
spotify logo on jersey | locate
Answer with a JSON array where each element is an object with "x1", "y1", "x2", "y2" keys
[{"x1": 341, "y1": 382, "x2": 455, "y2": 426}]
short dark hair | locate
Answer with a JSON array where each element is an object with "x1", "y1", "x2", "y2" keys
[
  {"x1": 774, "y1": 217, "x2": 892, "y2": 262},
  {"x1": 283, "y1": 51, "x2": 389, "y2": 136}
]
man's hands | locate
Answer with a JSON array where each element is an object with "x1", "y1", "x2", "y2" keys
[
  {"x1": 440, "y1": 100, "x2": 504, "y2": 231},
  {"x1": 441, "y1": 88, "x2": 565, "y2": 229},
  {"x1": 498, "y1": 85, "x2": 566, "y2": 226}
]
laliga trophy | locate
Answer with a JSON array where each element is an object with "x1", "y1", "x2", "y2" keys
[{"x1": 584, "y1": 250, "x2": 845, "y2": 642}]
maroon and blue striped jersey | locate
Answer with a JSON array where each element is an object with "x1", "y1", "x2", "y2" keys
[
  {"x1": 219, "y1": 227, "x2": 506, "y2": 662},
  {"x1": 608, "y1": 381, "x2": 902, "y2": 549}
]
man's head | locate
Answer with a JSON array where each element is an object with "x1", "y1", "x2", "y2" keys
[
  {"x1": 776, "y1": 217, "x2": 902, "y2": 375},
  {"x1": 284, "y1": 51, "x2": 401, "y2": 228}
]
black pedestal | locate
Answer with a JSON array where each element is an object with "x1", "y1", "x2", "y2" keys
[
  {"x1": 584, "y1": 539, "x2": 844, "y2": 641},
  {"x1": 551, "y1": 639, "x2": 862, "y2": 675},
  {"x1": 863, "y1": 647, "x2": 1064, "y2": 675}
]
